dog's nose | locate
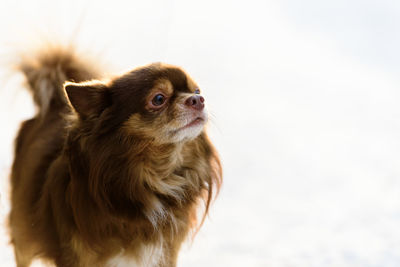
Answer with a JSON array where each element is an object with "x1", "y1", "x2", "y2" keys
[{"x1": 185, "y1": 95, "x2": 205, "y2": 111}]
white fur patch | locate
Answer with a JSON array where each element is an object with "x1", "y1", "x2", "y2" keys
[
  {"x1": 106, "y1": 242, "x2": 164, "y2": 267},
  {"x1": 174, "y1": 121, "x2": 204, "y2": 141},
  {"x1": 171, "y1": 108, "x2": 209, "y2": 143}
]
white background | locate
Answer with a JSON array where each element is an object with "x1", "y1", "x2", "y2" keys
[{"x1": 0, "y1": 0, "x2": 400, "y2": 266}]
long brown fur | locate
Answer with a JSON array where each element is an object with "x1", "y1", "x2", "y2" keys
[{"x1": 9, "y1": 46, "x2": 222, "y2": 267}]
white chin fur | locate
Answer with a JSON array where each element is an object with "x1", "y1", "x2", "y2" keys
[
  {"x1": 171, "y1": 122, "x2": 205, "y2": 143},
  {"x1": 168, "y1": 110, "x2": 208, "y2": 143}
]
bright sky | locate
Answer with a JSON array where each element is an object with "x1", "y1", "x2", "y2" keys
[{"x1": 0, "y1": 0, "x2": 400, "y2": 266}]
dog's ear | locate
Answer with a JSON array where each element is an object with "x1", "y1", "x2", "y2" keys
[{"x1": 64, "y1": 81, "x2": 111, "y2": 118}]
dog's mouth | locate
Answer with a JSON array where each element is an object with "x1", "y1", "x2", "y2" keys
[
  {"x1": 178, "y1": 117, "x2": 205, "y2": 131},
  {"x1": 170, "y1": 115, "x2": 206, "y2": 134},
  {"x1": 185, "y1": 117, "x2": 205, "y2": 128}
]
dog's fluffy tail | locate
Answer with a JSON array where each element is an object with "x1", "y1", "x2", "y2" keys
[{"x1": 19, "y1": 45, "x2": 101, "y2": 115}]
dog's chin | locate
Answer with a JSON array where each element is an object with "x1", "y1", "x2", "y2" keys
[
  {"x1": 165, "y1": 115, "x2": 207, "y2": 144},
  {"x1": 176, "y1": 117, "x2": 206, "y2": 141}
]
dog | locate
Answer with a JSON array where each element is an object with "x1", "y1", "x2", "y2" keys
[{"x1": 9, "y1": 46, "x2": 222, "y2": 267}]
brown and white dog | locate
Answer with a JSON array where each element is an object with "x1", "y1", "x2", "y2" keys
[{"x1": 9, "y1": 47, "x2": 222, "y2": 267}]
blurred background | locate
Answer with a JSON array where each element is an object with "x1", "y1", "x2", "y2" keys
[{"x1": 1, "y1": 0, "x2": 400, "y2": 266}]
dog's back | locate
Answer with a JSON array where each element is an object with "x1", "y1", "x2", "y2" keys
[{"x1": 9, "y1": 47, "x2": 101, "y2": 267}]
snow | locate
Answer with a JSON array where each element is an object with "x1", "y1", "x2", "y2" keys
[{"x1": 1, "y1": 0, "x2": 400, "y2": 266}]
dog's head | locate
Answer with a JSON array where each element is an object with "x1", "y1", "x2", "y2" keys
[{"x1": 65, "y1": 63, "x2": 207, "y2": 144}]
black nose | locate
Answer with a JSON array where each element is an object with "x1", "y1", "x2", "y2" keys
[{"x1": 185, "y1": 95, "x2": 205, "y2": 111}]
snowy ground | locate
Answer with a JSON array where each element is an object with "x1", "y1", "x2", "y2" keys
[{"x1": 1, "y1": 0, "x2": 400, "y2": 266}]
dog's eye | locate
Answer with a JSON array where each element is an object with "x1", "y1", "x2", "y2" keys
[
  {"x1": 194, "y1": 89, "x2": 200, "y2": 94},
  {"x1": 152, "y1": 94, "x2": 166, "y2": 106}
]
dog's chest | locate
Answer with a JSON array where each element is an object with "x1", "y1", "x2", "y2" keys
[{"x1": 106, "y1": 243, "x2": 164, "y2": 267}]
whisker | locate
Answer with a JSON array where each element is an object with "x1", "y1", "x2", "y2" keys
[{"x1": 206, "y1": 108, "x2": 222, "y2": 134}]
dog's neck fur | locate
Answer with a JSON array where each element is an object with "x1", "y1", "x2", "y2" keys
[{"x1": 64, "y1": 125, "x2": 204, "y2": 252}]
